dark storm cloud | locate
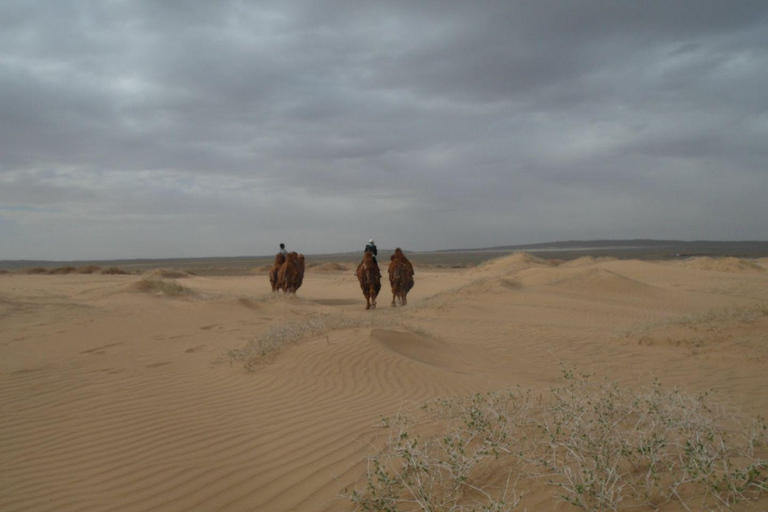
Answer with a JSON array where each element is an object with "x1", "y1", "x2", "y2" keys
[{"x1": 1, "y1": 0, "x2": 767, "y2": 259}]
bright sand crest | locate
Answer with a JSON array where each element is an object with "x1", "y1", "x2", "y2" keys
[{"x1": 2, "y1": 254, "x2": 768, "y2": 511}]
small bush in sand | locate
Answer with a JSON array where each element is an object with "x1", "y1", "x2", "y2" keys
[
  {"x1": 343, "y1": 368, "x2": 768, "y2": 511},
  {"x1": 23, "y1": 267, "x2": 49, "y2": 274},
  {"x1": 76, "y1": 265, "x2": 102, "y2": 274},
  {"x1": 230, "y1": 314, "x2": 403, "y2": 370},
  {"x1": 101, "y1": 267, "x2": 129, "y2": 275},
  {"x1": 342, "y1": 390, "x2": 531, "y2": 511},
  {"x1": 145, "y1": 268, "x2": 193, "y2": 279},
  {"x1": 48, "y1": 266, "x2": 78, "y2": 274},
  {"x1": 128, "y1": 278, "x2": 195, "y2": 297}
]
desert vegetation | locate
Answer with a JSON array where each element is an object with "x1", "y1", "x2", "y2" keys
[
  {"x1": 229, "y1": 314, "x2": 409, "y2": 370},
  {"x1": 127, "y1": 277, "x2": 196, "y2": 296},
  {"x1": 343, "y1": 368, "x2": 768, "y2": 511}
]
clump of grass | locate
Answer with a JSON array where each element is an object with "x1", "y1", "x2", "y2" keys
[
  {"x1": 343, "y1": 390, "x2": 531, "y2": 511},
  {"x1": 101, "y1": 267, "x2": 129, "y2": 275},
  {"x1": 128, "y1": 278, "x2": 195, "y2": 297},
  {"x1": 538, "y1": 368, "x2": 768, "y2": 511},
  {"x1": 23, "y1": 267, "x2": 49, "y2": 274},
  {"x1": 146, "y1": 268, "x2": 193, "y2": 278},
  {"x1": 76, "y1": 265, "x2": 102, "y2": 274},
  {"x1": 230, "y1": 314, "x2": 404, "y2": 370},
  {"x1": 343, "y1": 367, "x2": 768, "y2": 511},
  {"x1": 48, "y1": 266, "x2": 78, "y2": 274}
]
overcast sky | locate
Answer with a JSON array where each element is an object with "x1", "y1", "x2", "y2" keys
[{"x1": 1, "y1": 1, "x2": 767, "y2": 260}]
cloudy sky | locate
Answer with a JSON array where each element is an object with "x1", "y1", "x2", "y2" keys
[{"x1": 1, "y1": 1, "x2": 767, "y2": 260}]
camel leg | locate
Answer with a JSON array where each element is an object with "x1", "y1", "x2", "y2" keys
[{"x1": 365, "y1": 293, "x2": 371, "y2": 310}]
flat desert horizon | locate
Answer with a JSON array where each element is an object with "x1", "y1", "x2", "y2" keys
[{"x1": 3, "y1": 247, "x2": 768, "y2": 511}]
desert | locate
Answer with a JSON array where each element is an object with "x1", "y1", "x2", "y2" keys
[{"x1": 2, "y1": 249, "x2": 768, "y2": 511}]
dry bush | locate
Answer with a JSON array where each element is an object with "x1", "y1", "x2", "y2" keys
[
  {"x1": 48, "y1": 266, "x2": 77, "y2": 274},
  {"x1": 101, "y1": 267, "x2": 129, "y2": 275},
  {"x1": 230, "y1": 314, "x2": 404, "y2": 370},
  {"x1": 145, "y1": 268, "x2": 193, "y2": 279},
  {"x1": 76, "y1": 265, "x2": 102, "y2": 274},
  {"x1": 537, "y1": 369, "x2": 767, "y2": 511},
  {"x1": 342, "y1": 391, "x2": 531, "y2": 511},
  {"x1": 343, "y1": 368, "x2": 768, "y2": 511},
  {"x1": 127, "y1": 278, "x2": 195, "y2": 297},
  {"x1": 23, "y1": 267, "x2": 49, "y2": 274},
  {"x1": 0, "y1": 269, "x2": 10, "y2": 275}
]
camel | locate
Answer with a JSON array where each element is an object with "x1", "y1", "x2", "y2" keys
[
  {"x1": 356, "y1": 251, "x2": 381, "y2": 310},
  {"x1": 277, "y1": 252, "x2": 305, "y2": 294},
  {"x1": 269, "y1": 253, "x2": 286, "y2": 292},
  {"x1": 388, "y1": 247, "x2": 415, "y2": 306}
]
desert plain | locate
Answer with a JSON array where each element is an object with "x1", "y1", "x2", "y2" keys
[{"x1": 2, "y1": 250, "x2": 768, "y2": 511}]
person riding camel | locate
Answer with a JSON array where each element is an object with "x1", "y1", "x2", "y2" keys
[
  {"x1": 365, "y1": 239, "x2": 382, "y2": 278},
  {"x1": 279, "y1": 243, "x2": 287, "y2": 257}
]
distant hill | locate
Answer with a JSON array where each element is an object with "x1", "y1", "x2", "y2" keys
[
  {"x1": 3, "y1": 240, "x2": 768, "y2": 273},
  {"x1": 440, "y1": 239, "x2": 768, "y2": 253}
]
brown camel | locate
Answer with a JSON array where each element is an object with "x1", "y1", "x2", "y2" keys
[
  {"x1": 269, "y1": 253, "x2": 286, "y2": 292},
  {"x1": 277, "y1": 252, "x2": 305, "y2": 294},
  {"x1": 356, "y1": 251, "x2": 381, "y2": 310},
  {"x1": 388, "y1": 247, "x2": 415, "y2": 306}
]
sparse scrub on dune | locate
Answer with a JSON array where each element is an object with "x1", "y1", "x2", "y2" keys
[
  {"x1": 343, "y1": 390, "x2": 531, "y2": 512},
  {"x1": 48, "y1": 266, "x2": 78, "y2": 274},
  {"x1": 23, "y1": 267, "x2": 49, "y2": 274},
  {"x1": 230, "y1": 314, "x2": 406, "y2": 370},
  {"x1": 128, "y1": 278, "x2": 195, "y2": 297},
  {"x1": 101, "y1": 267, "x2": 129, "y2": 275},
  {"x1": 343, "y1": 367, "x2": 768, "y2": 511},
  {"x1": 76, "y1": 265, "x2": 101, "y2": 274},
  {"x1": 145, "y1": 268, "x2": 193, "y2": 279},
  {"x1": 618, "y1": 304, "x2": 768, "y2": 340}
]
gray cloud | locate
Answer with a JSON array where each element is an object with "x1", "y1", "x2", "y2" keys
[{"x1": 1, "y1": 0, "x2": 767, "y2": 260}]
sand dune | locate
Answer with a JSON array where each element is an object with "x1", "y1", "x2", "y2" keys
[{"x1": 2, "y1": 253, "x2": 768, "y2": 511}]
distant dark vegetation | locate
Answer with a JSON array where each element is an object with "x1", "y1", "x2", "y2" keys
[
  {"x1": 1, "y1": 240, "x2": 767, "y2": 276},
  {"x1": 15, "y1": 265, "x2": 131, "y2": 275}
]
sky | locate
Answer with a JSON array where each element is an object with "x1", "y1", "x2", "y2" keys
[{"x1": 1, "y1": 1, "x2": 767, "y2": 260}]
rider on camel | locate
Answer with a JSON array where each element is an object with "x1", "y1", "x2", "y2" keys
[{"x1": 365, "y1": 239, "x2": 382, "y2": 278}]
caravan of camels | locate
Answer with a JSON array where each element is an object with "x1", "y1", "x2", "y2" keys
[{"x1": 270, "y1": 245, "x2": 415, "y2": 309}]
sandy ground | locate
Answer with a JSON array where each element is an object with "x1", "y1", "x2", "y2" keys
[{"x1": 2, "y1": 254, "x2": 768, "y2": 511}]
